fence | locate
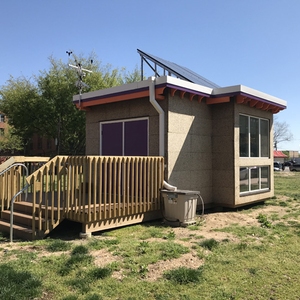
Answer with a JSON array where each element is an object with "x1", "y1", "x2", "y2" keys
[
  {"x1": 0, "y1": 156, "x2": 50, "y2": 212},
  {"x1": 25, "y1": 156, "x2": 164, "y2": 235}
]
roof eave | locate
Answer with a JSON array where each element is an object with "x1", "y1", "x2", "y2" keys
[
  {"x1": 73, "y1": 77, "x2": 287, "y2": 113},
  {"x1": 212, "y1": 85, "x2": 287, "y2": 109}
]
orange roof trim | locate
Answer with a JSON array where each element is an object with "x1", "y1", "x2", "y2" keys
[{"x1": 73, "y1": 77, "x2": 287, "y2": 114}]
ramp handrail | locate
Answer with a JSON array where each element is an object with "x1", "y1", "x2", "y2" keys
[
  {"x1": 0, "y1": 163, "x2": 29, "y2": 177},
  {"x1": 0, "y1": 163, "x2": 29, "y2": 243},
  {"x1": 0, "y1": 163, "x2": 29, "y2": 201},
  {"x1": 9, "y1": 183, "x2": 29, "y2": 243}
]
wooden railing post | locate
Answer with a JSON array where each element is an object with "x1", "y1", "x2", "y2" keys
[{"x1": 22, "y1": 155, "x2": 164, "y2": 236}]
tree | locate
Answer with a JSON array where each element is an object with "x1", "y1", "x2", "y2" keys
[
  {"x1": 273, "y1": 117, "x2": 293, "y2": 150},
  {"x1": 0, "y1": 126, "x2": 23, "y2": 153},
  {"x1": 0, "y1": 53, "x2": 132, "y2": 155},
  {"x1": 0, "y1": 77, "x2": 41, "y2": 151},
  {"x1": 121, "y1": 66, "x2": 144, "y2": 83}
]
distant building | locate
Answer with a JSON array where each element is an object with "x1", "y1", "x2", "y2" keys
[
  {"x1": 0, "y1": 112, "x2": 8, "y2": 137},
  {"x1": 287, "y1": 150, "x2": 299, "y2": 159},
  {"x1": 0, "y1": 112, "x2": 56, "y2": 157},
  {"x1": 0, "y1": 112, "x2": 10, "y2": 155},
  {"x1": 28, "y1": 134, "x2": 56, "y2": 157},
  {"x1": 274, "y1": 150, "x2": 287, "y2": 163}
]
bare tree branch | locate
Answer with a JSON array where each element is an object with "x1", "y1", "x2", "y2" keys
[{"x1": 273, "y1": 116, "x2": 293, "y2": 150}]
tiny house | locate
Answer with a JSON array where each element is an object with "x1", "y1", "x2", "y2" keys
[{"x1": 73, "y1": 52, "x2": 286, "y2": 209}]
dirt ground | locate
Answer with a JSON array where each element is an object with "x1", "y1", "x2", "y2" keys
[
  {"x1": 89, "y1": 202, "x2": 286, "y2": 281},
  {"x1": 0, "y1": 192, "x2": 289, "y2": 282}
]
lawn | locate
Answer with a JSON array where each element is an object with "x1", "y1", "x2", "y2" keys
[{"x1": 0, "y1": 171, "x2": 300, "y2": 299}]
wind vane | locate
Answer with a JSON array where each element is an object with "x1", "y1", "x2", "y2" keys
[{"x1": 66, "y1": 50, "x2": 93, "y2": 107}]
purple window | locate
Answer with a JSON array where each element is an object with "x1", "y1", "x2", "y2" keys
[
  {"x1": 101, "y1": 119, "x2": 148, "y2": 156},
  {"x1": 124, "y1": 120, "x2": 148, "y2": 156},
  {"x1": 101, "y1": 122, "x2": 123, "y2": 155}
]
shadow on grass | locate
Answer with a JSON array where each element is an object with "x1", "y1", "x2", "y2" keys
[
  {"x1": 46, "y1": 219, "x2": 82, "y2": 240},
  {"x1": 0, "y1": 264, "x2": 42, "y2": 299},
  {"x1": 43, "y1": 199, "x2": 270, "y2": 241}
]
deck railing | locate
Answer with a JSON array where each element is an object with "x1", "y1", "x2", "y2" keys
[
  {"x1": 0, "y1": 166, "x2": 17, "y2": 211},
  {"x1": 0, "y1": 156, "x2": 50, "y2": 212},
  {"x1": 25, "y1": 156, "x2": 164, "y2": 235}
]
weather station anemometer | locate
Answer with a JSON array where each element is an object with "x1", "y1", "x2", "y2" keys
[{"x1": 66, "y1": 50, "x2": 93, "y2": 107}]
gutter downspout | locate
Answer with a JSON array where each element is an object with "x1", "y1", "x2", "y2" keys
[
  {"x1": 148, "y1": 77, "x2": 177, "y2": 191},
  {"x1": 149, "y1": 76, "x2": 164, "y2": 157}
]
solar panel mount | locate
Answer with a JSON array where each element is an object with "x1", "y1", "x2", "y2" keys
[{"x1": 137, "y1": 49, "x2": 220, "y2": 88}]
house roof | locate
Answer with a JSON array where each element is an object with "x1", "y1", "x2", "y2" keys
[
  {"x1": 73, "y1": 76, "x2": 287, "y2": 114},
  {"x1": 274, "y1": 150, "x2": 288, "y2": 158},
  {"x1": 137, "y1": 49, "x2": 220, "y2": 89}
]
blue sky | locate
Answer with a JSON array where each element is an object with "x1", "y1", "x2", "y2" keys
[{"x1": 1, "y1": 0, "x2": 299, "y2": 151}]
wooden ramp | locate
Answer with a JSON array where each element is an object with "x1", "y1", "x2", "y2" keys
[{"x1": 0, "y1": 155, "x2": 165, "y2": 241}]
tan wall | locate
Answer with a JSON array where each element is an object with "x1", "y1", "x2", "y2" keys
[
  {"x1": 85, "y1": 92, "x2": 275, "y2": 208},
  {"x1": 211, "y1": 102, "x2": 235, "y2": 206},
  {"x1": 233, "y1": 103, "x2": 274, "y2": 207},
  {"x1": 208, "y1": 100, "x2": 274, "y2": 208},
  {"x1": 85, "y1": 98, "x2": 162, "y2": 156},
  {"x1": 288, "y1": 151, "x2": 299, "y2": 158},
  {"x1": 274, "y1": 157, "x2": 285, "y2": 163},
  {"x1": 166, "y1": 93, "x2": 213, "y2": 205}
]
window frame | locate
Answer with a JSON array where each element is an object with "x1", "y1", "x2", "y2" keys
[
  {"x1": 239, "y1": 114, "x2": 270, "y2": 158},
  {"x1": 100, "y1": 117, "x2": 149, "y2": 156},
  {"x1": 239, "y1": 166, "x2": 270, "y2": 195}
]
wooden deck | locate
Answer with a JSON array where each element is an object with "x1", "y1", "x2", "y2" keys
[{"x1": 0, "y1": 156, "x2": 164, "y2": 240}]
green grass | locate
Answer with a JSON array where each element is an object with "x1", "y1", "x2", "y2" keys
[
  {"x1": 46, "y1": 239, "x2": 72, "y2": 252},
  {"x1": 257, "y1": 213, "x2": 272, "y2": 228},
  {"x1": 198, "y1": 238, "x2": 219, "y2": 251},
  {"x1": 163, "y1": 266, "x2": 203, "y2": 284},
  {"x1": 0, "y1": 172, "x2": 300, "y2": 299},
  {"x1": 0, "y1": 264, "x2": 42, "y2": 299}
]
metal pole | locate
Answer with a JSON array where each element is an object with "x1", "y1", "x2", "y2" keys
[
  {"x1": 0, "y1": 163, "x2": 28, "y2": 201},
  {"x1": 0, "y1": 163, "x2": 29, "y2": 243},
  {"x1": 141, "y1": 54, "x2": 143, "y2": 80},
  {"x1": 10, "y1": 184, "x2": 29, "y2": 243},
  {"x1": 79, "y1": 86, "x2": 82, "y2": 108}
]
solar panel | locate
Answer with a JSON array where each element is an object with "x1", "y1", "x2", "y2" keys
[{"x1": 137, "y1": 49, "x2": 220, "y2": 88}]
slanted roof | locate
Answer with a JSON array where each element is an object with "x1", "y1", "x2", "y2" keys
[
  {"x1": 137, "y1": 49, "x2": 220, "y2": 89},
  {"x1": 274, "y1": 150, "x2": 288, "y2": 158},
  {"x1": 73, "y1": 76, "x2": 287, "y2": 114},
  {"x1": 73, "y1": 49, "x2": 287, "y2": 113}
]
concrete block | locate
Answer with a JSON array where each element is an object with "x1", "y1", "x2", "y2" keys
[{"x1": 79, "y1": 232, "x2": 92, "y2": 239}]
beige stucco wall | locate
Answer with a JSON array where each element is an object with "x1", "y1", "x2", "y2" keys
[
  {"x1": 85, "y1": 98, "x2": 161, "y2": 156},
  {"x1": 166, "y1": 94, "x2": 213, "y2": 205},
  {"x1": 233, "y1": 103, "x2": 274, "y2": 207},
  {"x1": 208, "y1": 101, "x2": 274, "y2": 207},
  {"x1": 84, "y1": 91, "x2": 275, "y2": 209},
  {"x1": 211, "y1": 102, "x2": 235, "y2": 206},
  {"x1": 166, "y1": 95, "x2": 275, "y2": 208}
]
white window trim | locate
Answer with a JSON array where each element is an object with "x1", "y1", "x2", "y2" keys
[
  {"x1": 99, "y1": 117, "x2": 149, "y2": 156},
  {"x1": 240, "y1": 114, "x2": 270, "y2": 158},
  {"x1": 240, "y1": 166, "x2": 270, "y2": 195}
]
